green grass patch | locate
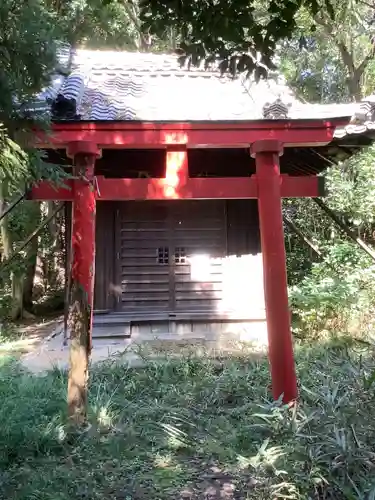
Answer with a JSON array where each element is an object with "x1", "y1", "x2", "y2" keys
[{"x1": 0, "y1": 340, "x2": 375, "y2": 499}]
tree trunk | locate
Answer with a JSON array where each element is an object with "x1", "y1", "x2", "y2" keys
[
  {"x1": 11, "y1": 277, "x2": 23, "y2": 320},
  {"x1": 22, "y1": 202, "x2": 41, "y2": 312},
  {"x1": 124, "y1": 3, "x2": 150, "y2": 51},
  {"x1": 47, "y1": 201, "x2": 60, "y2": 249},
  {"x1": 0, "y1": 180, "x2": 23, "y2": 319},
  {"x1": 0, "y1": 181, "x2": 12, "y2": 260},
  {"x1": 347, "y1": 71, "x2": 363, "y2": 102},
  {"x1": 47, "y1": 200, "x2": 61, "y2": 286},
  {"x1": 23, "y1": 233, "x2": 38, "y2": 311}
]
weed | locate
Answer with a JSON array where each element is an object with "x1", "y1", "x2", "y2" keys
[{"x1": 0, "y1": 339, "x2": 374, "y2": 499}]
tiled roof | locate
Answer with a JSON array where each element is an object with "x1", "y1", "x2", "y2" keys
[
  {"x1": 31, "y1": 48, "x2": 375, "y2": 139},
  {"x1": 42, "y1": 49, "x2": 304, "y2": 121},
  {"x1": 333, "y1": 96, "x2": 375, "y2": 138}
]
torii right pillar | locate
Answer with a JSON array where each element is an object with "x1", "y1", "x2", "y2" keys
[{"x1": 251, "y1": 140, "x2": 298, "y2": 403}]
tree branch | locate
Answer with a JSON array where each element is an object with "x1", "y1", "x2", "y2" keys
[
  {"x1": 337, "y1": 42, "x2": 356, "y2": 73},
  {"x1": 314, "y1": 14, "x2": 356, "y2": 73},
  {"x1": 356, "y1": 47, "x2": 375, "y2": 75},
  {"x1": 123, "y1": 1, "x2": 150, "y2": 51},
  {"x1": 358, "y1": 0, "x2": 375, "y2": 10}
]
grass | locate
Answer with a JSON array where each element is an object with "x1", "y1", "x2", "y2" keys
[{"x1": 0, "y1": 339, "x2": 375, "y2": 499}]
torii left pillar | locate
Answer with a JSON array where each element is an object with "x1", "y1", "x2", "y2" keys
[
  {"x1": 251, "y1": 140, "x2": 297, "y2": 404},
  {"x1": 66, "y1": 141, "x2": 101, "y2": 423}
]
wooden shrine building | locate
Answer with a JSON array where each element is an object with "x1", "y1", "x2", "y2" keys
[{"x1": 29, "y1": 49, "x2": 375, "y2": 402}]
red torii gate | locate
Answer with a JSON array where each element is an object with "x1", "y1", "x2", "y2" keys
[{"x1": 31, "y1": 118, "x2": 347, "y2": 404}]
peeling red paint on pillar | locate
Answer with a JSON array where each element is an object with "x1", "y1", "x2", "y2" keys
[
  {"x1": 68, "y1": 142, "x2": 101, "y2": 346},
  {"x1": 71, "y1": 156, "x2": 96, "y2": 342},
  {"x1": 251, "y1": 140, "x2": 298, "y2": 404},
  {"x1": 66, "y1": 141, "x2": 100, "y2": 422}
]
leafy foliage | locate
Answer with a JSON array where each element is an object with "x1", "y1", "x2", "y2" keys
[
  {"x1": 279, "y1": 36, "x2": 349, "y2": 103},
  {"x1": 274, "y1": 0, "x2": 375, "y2": 336},
  {"x1": 280, "y1": 0, "x2": 375, "y2": 101},
  {"x1": 140, "y1": 0, "x2": 337, "y2": 76},
  {"x1": 290, "y1": 241, "x2": 375, "y2": 336},
  {"x1": 44, "y1": 0, "x2": 172, "y2": 51},
  {"x1": 0, "y1": 128, "x2": 29, "y2": 185},
  {"x1": 327, "y1": 144, "x2": 375, "y2": 231},
  {"x1": 0, "y1": 0, "x2": 57, "y2": 125},
  {"x1": 286, "y1": 144, "x2": 375, "y2": 337}
]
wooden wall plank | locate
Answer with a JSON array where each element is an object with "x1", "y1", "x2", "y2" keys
[
  {"x1": 226, "y1": 200, "x2": 260, "y2": 256},
  {"x1": 94, "y1": 202, "x2": 115, "y2": 311}
]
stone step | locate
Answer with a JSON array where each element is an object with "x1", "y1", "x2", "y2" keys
[{"x1": 93, "y1": 324, "x2": 131, "y2": 338}]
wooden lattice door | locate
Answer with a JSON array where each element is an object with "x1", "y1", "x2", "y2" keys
[{"x1": 118, "y1": 200, "x2": 226, "y2": 314}]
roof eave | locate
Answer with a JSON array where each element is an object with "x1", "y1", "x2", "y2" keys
[
  {"x1": 49, "y1": 116, "x2": 351, "y2": 128},
  {"x1": 31, "y1": 117, "x2": 352, "y2": 150}
]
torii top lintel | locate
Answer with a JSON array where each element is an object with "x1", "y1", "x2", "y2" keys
[{"x1": 35, "y1": 118, "x2": 348, "y2": 150}]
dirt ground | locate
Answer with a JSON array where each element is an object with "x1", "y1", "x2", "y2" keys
[
  {"x1": 0, "y1": 316, "x2": 267, "y2": 374},
  {"x1": 0, "y1": 315, "x2": 63, "y2": 358}
]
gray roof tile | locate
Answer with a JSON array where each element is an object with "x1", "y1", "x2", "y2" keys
[{"x1": 31, "y1": 49, "x2": 375, "y2": 139}]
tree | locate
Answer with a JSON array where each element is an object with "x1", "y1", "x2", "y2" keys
[
  {"x1": 42, "y1": 0, "x2": 171, "y2": 52},
  {"x1": 0, "y1": 0, "x2": 60, "y2": 137},
  {"x1": 279, "y1": 1, "x2": 375, "y2": 260},
  {"x1": 140, "y1": 0, "x2": 337, "y2": 76},
  {"x1": 0, "y1": 0, "x2": 58, "y2": 205},
  {"x1": 280, "y1": 0, "x2": 375, "y2": 102},
  {"x1": 276, "y1": 1, "x2": 375, "y2": 336},
  {"x1": 0, "y1": 0, "x2": 61, "y2": 313}
]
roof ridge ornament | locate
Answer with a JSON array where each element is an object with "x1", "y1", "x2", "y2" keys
[
  {"x1": 262, "y1": 98, "x2": 290, "y2": 119},
  {"x1": 334, "y1": 95, "x2": 375, "y2": 139},
  {"x1": 349, "y1": 96, "x2": 375, "y2": 124}
]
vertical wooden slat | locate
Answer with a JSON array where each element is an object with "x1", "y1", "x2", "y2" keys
[
  {"x1": 64, "y1": 201, "x2": 72, "y2": 343},
  {"x1": 226, "y1": 200, "x2": 260, "y2": 256},
  {"x1": 94, "y1": 201, "x2": 115, "y2": 311},
  {"x1": 173, "y1": 200, "x2": 226, "y2": 312},
  {"x1": 119, "y1": 201, "x2": 171, "y2": 311},
  {"x1": 114, "y1": 202, "x2": 122, "y2": 312},
  {"x1": 167, "y1": 208, "x2": 175, "y2": 311},
  {"x1": 94, "y1": 204, "x2": 104, "y2": 310},
  {"x1": 224, "y1": 199, "x2": 265, "y2": 316}
]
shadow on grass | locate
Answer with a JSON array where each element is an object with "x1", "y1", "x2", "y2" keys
[{"x1": 0, "y1": 337, "x2": 375, "y2": 500}]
